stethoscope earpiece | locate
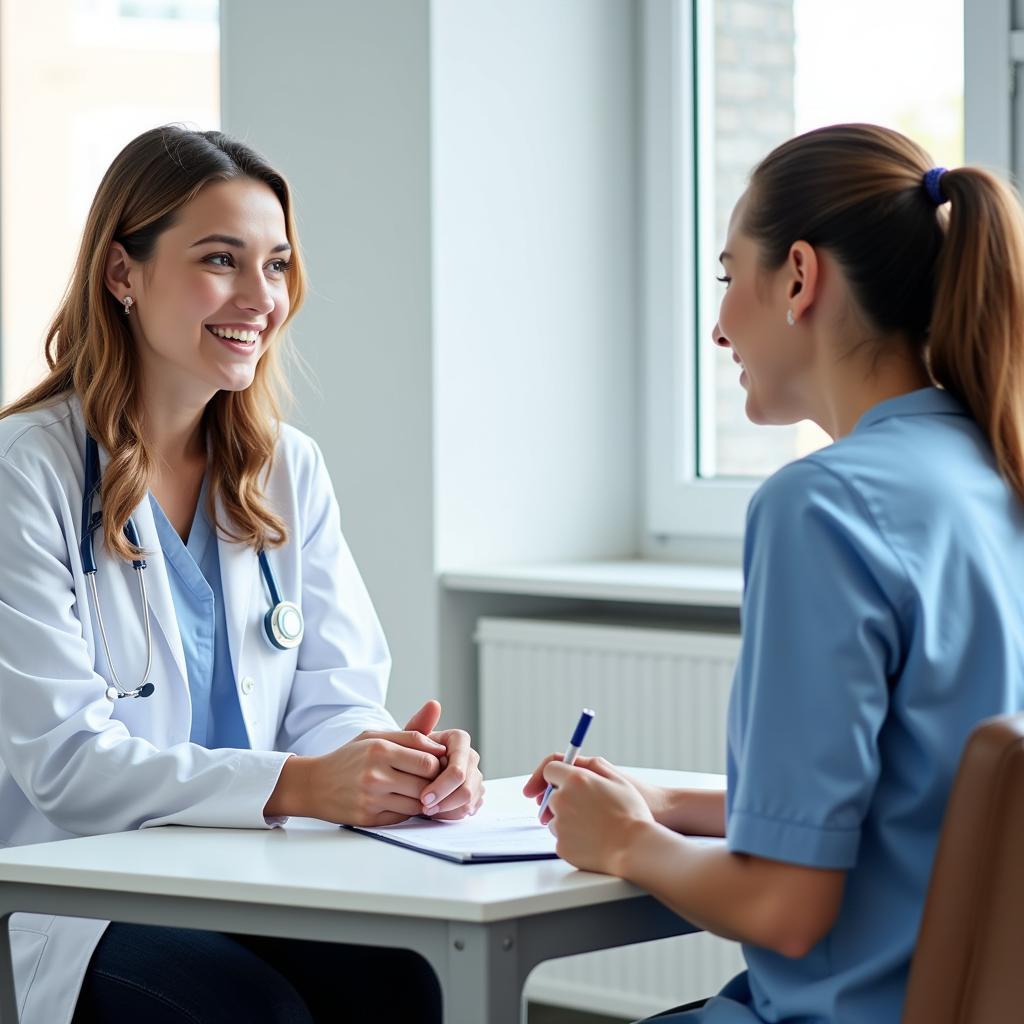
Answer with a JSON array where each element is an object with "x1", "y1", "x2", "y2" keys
[{"x1": 104, "y1": 682, "x2": 156, "y2": 702}]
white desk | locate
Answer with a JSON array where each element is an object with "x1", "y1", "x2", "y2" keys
[{"x1": 0, "y1": 769, "x2": 724, "y2": 1024}]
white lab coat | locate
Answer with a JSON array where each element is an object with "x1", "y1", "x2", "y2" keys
[{"x1": 0, "y1": 394, "x2": 399, "y2": 1024}]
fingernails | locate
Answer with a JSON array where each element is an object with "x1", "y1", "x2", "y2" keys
[{"x1": 423, "y1": 792, "x2": 436, "y2": 806}]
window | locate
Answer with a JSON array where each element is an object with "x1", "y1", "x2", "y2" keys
[
  {"x1": 645, "y1": 0, "x2": 966, "y2": 547},
  {"x1": 0, "y1": 0, "x2": 219, "y2": 405}
]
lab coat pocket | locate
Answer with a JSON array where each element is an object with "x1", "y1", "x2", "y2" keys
[{"x1": 8, "y1": 928, "x2": 48, "y2": 1017}]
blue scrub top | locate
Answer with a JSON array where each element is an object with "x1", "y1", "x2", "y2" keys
[
  {"x1": 687, "y1": 388, "x2": 1024, "y2": 1024},
  {"x1": 150, "y1": 479, "x2": 250, "y2": 750}
]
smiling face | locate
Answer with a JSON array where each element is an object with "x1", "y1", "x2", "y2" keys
[
  {"x1": 712, "y1": 194, "x2": 814, "y2": 426},
  {"x1": 117, "y1": 177, "x2": 292, "y2": 407}
]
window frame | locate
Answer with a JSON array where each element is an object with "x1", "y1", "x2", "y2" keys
[
  {"x1": 643, "y1": 0, "x2": 759, "y2": 546},
  {"x1": 643, "y1": 0, "x2": 1006, "y2": 549}
]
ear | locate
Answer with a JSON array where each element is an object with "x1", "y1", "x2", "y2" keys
[
  {"x1": 785, "y1": 241, "x2": 819, "y2": 324},
  {"x1": 104, "y1": 242, "x2": 134, "y2": 304}
]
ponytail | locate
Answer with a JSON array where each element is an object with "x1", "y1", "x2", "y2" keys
[{"x1": 928, "y1": 168, "x2": 1024, "y2": 503}]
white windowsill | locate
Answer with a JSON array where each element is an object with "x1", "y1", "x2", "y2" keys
[{"x1": 440, "y1": 560, "x2": 743, "y2": 608}]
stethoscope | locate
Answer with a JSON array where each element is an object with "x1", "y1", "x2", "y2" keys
[{"x1": 80, "y1": 434, "x2": 304, "y2": 701}]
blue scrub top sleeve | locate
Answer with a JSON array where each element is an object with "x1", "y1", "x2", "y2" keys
[{"x1": 727, "y1": 457, "x2": 909, "y2": 870}]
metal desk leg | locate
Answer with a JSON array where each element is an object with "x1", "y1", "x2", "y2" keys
[
  {"x1": 0, "y1": 914, "x2": 18, "y2": 1024},
  {"x1": 443, "y1": 921, "x2": 524, "y2": 1024}
]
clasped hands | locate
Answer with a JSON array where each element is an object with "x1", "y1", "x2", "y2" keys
[{"x1": 284, "y1": 699, "x2": 484, "y2": 827}]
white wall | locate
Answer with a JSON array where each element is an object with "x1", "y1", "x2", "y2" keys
[
  {"x1": 221, "y1": 1, "x2": 436, "y2": 724},
  {"x1": 221, "y1": 0, "x2": 639, "y2": 731},
  {"x1": 432, "y1": 0, "x2": 639, "y2": 568}
]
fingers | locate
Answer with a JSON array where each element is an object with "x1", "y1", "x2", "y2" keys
[
  {"x1": 579, "y1": 755, "x2": 620, "y2": 781},
  {"x1": 403, "y1": 699, "x2": 443, "y2": 736},
  {"x1": 370, "y1": 811, "x2": 412, "y2": 827},
  {"x1": 418, "y1": 730, "x2": 484, "y2": 818},
  {"x1": 384, "y1": 768, "x2": 438, "y2": 801},
  {"x1": 364, "y1": 728, "x2": 447, "y2": 757},
  {"x1": 371, "y1": 739, "x2": 443, "y2": 780},
  {"x1": 420, "y1": 730, "x2": 473, "y2": 808},
  {"x1": 542, "y1": 759, "x2": 583, "y2": 787},
  {"x1": 431, "y1": 781, "x2": 486, "y2": 821},
  {"x1": 341, "y1": 791, "x2": 424, "y2": 828},
  {"x1": 541, "y1": 755, "x2": 616, "y2": 789},
  {"x1": 522, "y1": 753, "x2": 564, "y2": 797},
  {"x1": 372, "y1": 793, "x2": 425, "y2": 819},
  {"x1": 366, "y1": 798, "x2": 426, "y2": 826}
]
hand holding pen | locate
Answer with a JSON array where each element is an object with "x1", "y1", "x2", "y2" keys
[{"x1": 536, "y1": 708, "x2": 595, "y2": 820}]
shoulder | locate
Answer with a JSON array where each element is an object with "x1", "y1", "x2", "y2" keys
[
  {"x1": 748, "y1": 452, "x2": 864, "y2": 532},
  {"x1": 0, "y1": 396, "x2": 83, "y2": 490},
  {"x1": 746, "y1": 452, "x2": 911, "y2": 605},
  {"x1": 265, "y1": 421, "x2": 333, "y2": 514},
  {"x1": 808, "y1": 394, "x2": 996, "y2": 511},
  {"x1": 0, "y1": 396, "x2": 78, "y2": 458},
  {"x1": 261, "y1": 422, "x2": 348, "y2": 549},
  {"x1": 746, "y1": 453, "x2": 882, "y2": 565},
  {"x1": 274, "y1": 421, "x2": 323, "y2": 475},
  {"x1": 752, "y1": 402, "x2": 986, "y2": 530}
]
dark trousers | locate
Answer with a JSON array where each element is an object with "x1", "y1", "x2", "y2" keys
[{"x1": 71, "y1": 922, "x2": 442, "y2": 1024}]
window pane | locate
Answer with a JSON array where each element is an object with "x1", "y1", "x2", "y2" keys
[
  {"x1": 0, "y1": 0, "x2": 219, "y2": 404},
  {"x1": 697, "y1": 0, "x2": 964, "y2": 479}
]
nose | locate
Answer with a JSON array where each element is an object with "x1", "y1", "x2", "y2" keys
[
  {"x1": 236, "y1": 268, "x2": 276, "y2": 316},
  {"x1": 711, "y1": 322, "x2": 730, "y2": 349}
]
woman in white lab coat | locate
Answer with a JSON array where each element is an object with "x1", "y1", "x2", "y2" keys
[{"x1": 0, "y1": 125, "x2": 482, "y2": 1024}]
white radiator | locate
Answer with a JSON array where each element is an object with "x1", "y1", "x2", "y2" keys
[{"x1": 477, "y1": 616, "x2": 746, "y2": 1020}]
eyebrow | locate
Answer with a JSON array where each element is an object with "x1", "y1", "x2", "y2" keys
[{"x1": 190, "y1": 233, "x2": 292, "y2": 254}]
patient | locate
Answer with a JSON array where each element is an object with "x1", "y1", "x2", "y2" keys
[{"x1": 527, "y1": 123, "x2": 1024, "y2": 1023}]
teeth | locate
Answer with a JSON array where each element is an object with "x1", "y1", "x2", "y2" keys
[{"x1": 209, "y1": 326, "x2": 261, "y2": 343}]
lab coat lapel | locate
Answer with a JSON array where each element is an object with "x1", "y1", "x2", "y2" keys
[{"x1": 215, "y1": 493, "x2": 257, "y2": 683}]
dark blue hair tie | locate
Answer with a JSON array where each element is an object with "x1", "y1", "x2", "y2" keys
[{"x1": 923, "y1": 167, "x2": 948, "y2": 206}]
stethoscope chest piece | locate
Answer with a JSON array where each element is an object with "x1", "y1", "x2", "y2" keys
[{"x1": 265, "y1": 600, "x2": 304, "y2": 650}]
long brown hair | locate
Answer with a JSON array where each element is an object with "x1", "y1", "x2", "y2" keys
[
  {"x1": 742, "y1": 123, "x2": 1024, "y2": 503},
  {"x1": 1, "y1": 125, "x2": 308, "y2": 560}
]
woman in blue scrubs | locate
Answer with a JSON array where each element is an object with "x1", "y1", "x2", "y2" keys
[{"x1": 525, "y1": 123, "x2": 1024, "y2": 1022}]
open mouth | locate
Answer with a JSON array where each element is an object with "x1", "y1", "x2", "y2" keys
[{"x1": 205, "y1": 325, "x2": 263, "y2": 349}]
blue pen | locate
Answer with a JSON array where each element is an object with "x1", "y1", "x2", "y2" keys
[{"x1": 538, "y1": 708, "x2": 595, "y2": 819}]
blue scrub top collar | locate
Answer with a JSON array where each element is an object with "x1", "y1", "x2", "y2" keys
[{"x1": 853, "y1": 386, "x2": 967, "y2": 435}]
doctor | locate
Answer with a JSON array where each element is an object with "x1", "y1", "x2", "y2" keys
[{"x1": 0, "y1": 126, "x2": 481, "y2": 1024}]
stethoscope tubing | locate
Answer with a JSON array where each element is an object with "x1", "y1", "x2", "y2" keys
[
  {"x1": 81, "y1": 433, "x2": 303, "y2": 700},
  {"x1": 86, "y1": 568, "x2": 154, "y2": 700}
]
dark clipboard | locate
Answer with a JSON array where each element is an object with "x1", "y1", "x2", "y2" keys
[{"x1": 342, "y1": 824, "x2": 560, "y2": 865}]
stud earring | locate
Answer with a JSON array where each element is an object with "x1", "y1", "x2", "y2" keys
[
  {"x1": 786, "y1": 309, "x2": 795, "y2": 326},
  {"x1": 122, "y1": 295, "x2": 134, "y2": 315}
]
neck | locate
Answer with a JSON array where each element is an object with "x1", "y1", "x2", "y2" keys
[
  {"x1": 809, "y1": 337, "x2": 933, "y2": 441},
  {"x1": 138, "y1": 378, "x2": 211, "y2": 471}
]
